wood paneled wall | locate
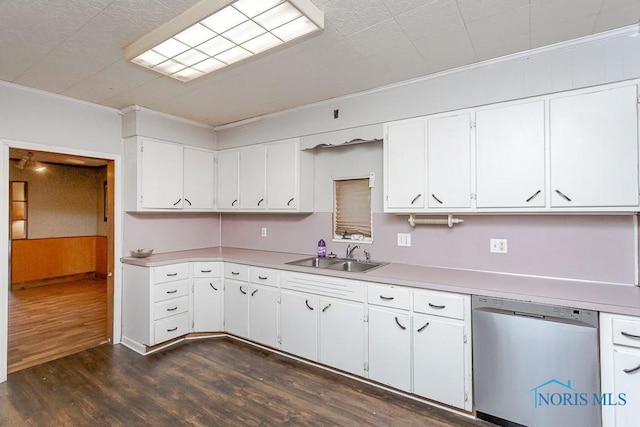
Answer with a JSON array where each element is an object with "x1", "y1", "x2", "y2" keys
[{"x1": 11, "y1": 236, "x2": 107, "y2": 284}]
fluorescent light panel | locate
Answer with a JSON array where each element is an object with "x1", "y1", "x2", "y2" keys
[{"x1": 126, "y1": 0, "x2": 324, "y2": 82}]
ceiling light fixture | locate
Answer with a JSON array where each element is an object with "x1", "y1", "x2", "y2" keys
[{"x1": 125, "y1": 0, "x2": 324, "y2": 82}]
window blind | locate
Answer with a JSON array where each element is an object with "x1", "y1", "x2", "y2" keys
[{"x1": 334, "y1": 178, "x2": 372, "y2": 238}]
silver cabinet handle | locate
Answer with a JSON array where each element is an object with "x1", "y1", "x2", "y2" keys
[
  {"x1": 251, "y1": 289, "x2": 258, "y2": 296},
  {"x1": 526, "y1": 190, "x2": 541, "y2": 203},
  {"x1": 394, "y1": 316, "x2": 406, "y2": 330},
  {"x1": 379, "y1": 295, "x2": 394, "y2": 301},
  {"x1": 167, "y1": 306, "x2": 178, "y2": 311},
  {"x1": 417, "y1": 322, "x2": 430, "y2": 333},
  {"x1": 623, "y1": 364, "x2": 640, "y2": 374},
  {"x1": 305, "y1": 300, "x2": 314, "y2": 310},
  {"x1": 201, "y1": 269, "x2": 212, "y2": 273},
  {"x1": 428, "y1": 303, "x2": 445, "y2": 309},
  {"x1": 172, "y1": 198, "x2": 182, "y2": 206},
  {"x1": 166, "y1": 290, "x2": 177, "y2": 294},
  {"x1": 411, "y1": 194, "x2": 422, "y2": 205},
  {"x1": 621, "y1": 331, "x2": 640, "y2": 340},
  {"x1": 287, "y1": 198, "x2": 294, "y2": 206},
  {"x1": 322, "y1": 303, "x2": 332, "y2": 312},
  {"x1": 431, "y1": 194, "x2": 443, "y2": 204},
  {"x1": 555, "y1": 189, "x2": 572, "y2": 202},
  {"x1": 185, "y1": 198, "x2": 192, "y2": 206},
  {"x1": 166, "y1": 273, "x2": 178, "y2": 277},
  {"x1": 239, "y1": 286, "x2": 247, "y2": 295},
  {"x1": 167, "y1": 326, "x2": 178, "y2": 332},
  {"x1": 258, "y1": 276, "x2": 268, "y2": 280},
  {"x1": 232, "y1": 199, "x2": 238, "y2": 206},
  {"x1": 209, "y1": 283, "x2": 218, "y2": 291},
  {"x1": 257, "y1": 198, "x2": 264, "y2": 206},
  {"x1": 231, "y1": 271, "x2": 240, "y2": 276}
]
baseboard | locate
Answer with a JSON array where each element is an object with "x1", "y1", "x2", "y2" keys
[{"x1": 11, "y1": 272, "x2": 103, "y2": 290}]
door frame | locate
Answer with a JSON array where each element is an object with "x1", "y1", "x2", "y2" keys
[{"x1": 0, "y1": 139, "x2": 123, "y2": 383}]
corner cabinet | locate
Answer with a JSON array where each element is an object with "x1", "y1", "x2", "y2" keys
[
  {"x1": 124, "y1": 137, "x2": 216, "y2": 212},
  {"x1": 217, "y1": 138, "x2": 314, "y2": 212}
]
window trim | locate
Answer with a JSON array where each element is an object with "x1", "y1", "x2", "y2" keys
[{"x1": 332, "y1": 175, "x2": 373, "y2": 244}]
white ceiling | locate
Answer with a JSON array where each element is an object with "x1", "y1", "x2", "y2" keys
[{"x1": 1, "y1": 0, "x2": 639, "y2": 127}]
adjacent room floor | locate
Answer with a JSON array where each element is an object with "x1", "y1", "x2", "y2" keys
[
  {"x1": 8, "y1": 277, "x2": 108, "y2": 373},
  {"x1": 0, "y1": 338, "x2": 492, "y2": 426}
]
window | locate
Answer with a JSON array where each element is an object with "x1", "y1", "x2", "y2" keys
[
  {"x1": 10, "y1": 181, "x2": 27, "y2": 240},
  {"x1": 333, "y1": 177, "x2": 372, "y2": 242}
]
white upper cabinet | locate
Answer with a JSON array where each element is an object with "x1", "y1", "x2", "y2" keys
[
  {"x1": 239, "y1": 146, "x2": 266, "y2": 210},
  {"x1": 124, "y1": 137, "x2": 216, "y2": 212},
  {"x1": 216, "y1": 149, "x2": 240, "y2": 210},
  {"x1": 266, "y1": 140, "x2": 298, "y2": 210},
  {"x1": 476, "y1": 101, "x2": 545, "y2": 208},
  {"x1": 550, "y1": 85, "x2": 639, "y2": 208},
  {"x1": 427, "y1": 113, "x2": 472, "y2": 209},
  {"x1": 384, "y1": 119, "x2": 426, "y2": 211},
  {"x1": 184, "y1": 147, "x2": 215, "y2": 210}
]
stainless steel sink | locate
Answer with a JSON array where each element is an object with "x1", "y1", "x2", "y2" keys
[{"x1": 286, "y1": 257, "x2": 385, "y2": 273}]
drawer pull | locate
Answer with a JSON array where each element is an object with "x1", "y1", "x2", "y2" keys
[
  {"x1": 251, "y1": 289, "x2": 259, "y2": 296},
  {"x1": 623, "y1": 364, "x2": 640, "y2": 374},
  {"x1": 166, "y1": 273, "x2": 178, "y2": 277},
  {"x1": 621, "y1": 331, "x2": 640, "y2": 340},
  {"x1": 322, "y1": 303, "x2": 332, "y2": 312},
  {"x1": 379, "y1": 295, "x2": 395, "y2": 301},
  {"x1": 231, "y1": 271, "x2": 240, "y2": 276},
  {"x1": 305, "y1": 300, "x2": 314, "y2": 310},
  {"x1": 258, "y1": 276, "x2": 268, "y2": 280},
  {"x1": 239, "y1": 286, "x2": 247, "y2": 295},
  {"x1": 200, "y1": 269, "x2": 212, "y2": 273},
  {"x1": 167, "y1": 327, "x2": 178, "y2": 332},
  {"x1": 394, "y1": 317, "x2": 406, "y2": 330},
  {"x1": 166, "y1": 290, "x2": 178, "y2": 294},
  {"x1": 428, "y1": 303, "x2": 446, "y2": 309},
  {"x1": 417, "y1": 322, "x2": 430, "y2": 333},
  {"x1": 167, "y1": 307, "x2": 178, "y2": 311},
  {"x1": 209, "y1": 283, "x2": 218, "y2": 291}
]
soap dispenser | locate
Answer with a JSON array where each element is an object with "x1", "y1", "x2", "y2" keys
[{"x1": 317, "y1": 239, "x2": 326, "y2": 258}]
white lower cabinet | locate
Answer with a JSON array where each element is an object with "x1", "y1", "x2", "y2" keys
[
  {"x1": 224, "y1": 279, "x2": 249, "y2": 338},
  {"x1": 601, "y1": 313, "x2": 640, "y2": 426},
  {"x1": 192, "y1": 262, "x2": 223, "y2": 332},
  {"x1": 319, "y1": 298, "x2": 365, "y2": 376},
  {"x1": 248, "y1": 284, "x2": 279, "y2": 348},
  {"x1": 280, "y1": 290, "x2": 318, "y2": 361},
  {"x1": 368, "y1": 307, "x2": 411, "y2": 391}
]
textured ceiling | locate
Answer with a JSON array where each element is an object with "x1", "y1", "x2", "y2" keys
[{"x1": 1, "y1": 0, "x2": 639, "y2": 127}]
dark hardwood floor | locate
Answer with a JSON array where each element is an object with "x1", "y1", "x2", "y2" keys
[
  {"x1": 8, "y1": 278, "x2": 108, "y2": 373},
  {"x1": 0, "y1": 338, "x2": 493, "y2": 426}
]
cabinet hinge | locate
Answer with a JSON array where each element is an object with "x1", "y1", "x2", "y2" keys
[
  {"x1": 464, "y1": 392, "x2": 469, "y2": 402},
  {"x1": 363, "y1": 314, "x2": 369, "y2": 323},
  {"x1": 637, "y1": 95, "x2": 640, "y2": 105},
  {"x1": 141, "y1": 144, "x2": 144, "y2": 152},
  {"x1": 277, "y1": 336, "x2": 282, "y2": 344},
  {"x1": 364, "y1": 362, "x2": 369, "y2": 372},
  {"x1": 277, "y1": 297, "x2": 281, "y2": 304},
  {"x1": 470, "y1": 120, "x2": 476, "y2": 129},
  {"x1": 463, "y1": 334, "x2": 468, "y2": 344}
]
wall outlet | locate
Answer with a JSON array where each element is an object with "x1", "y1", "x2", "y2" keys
[
  {"x1": 261, "y1": 227, "x2": 267, "y2": 237},
  {"x1": 490, "y1": 238, "x2": 507, "y2": 253},
  {"x1": 397, "y1": 233, "x2": 411, "y2": 247}
]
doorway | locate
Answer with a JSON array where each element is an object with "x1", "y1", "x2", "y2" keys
[{"x1": 6, "y1": 149, "x2": 116, "y2": 373}]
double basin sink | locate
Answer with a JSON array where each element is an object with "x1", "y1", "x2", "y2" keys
[{"x1": 286, "y1": 256, "x2": 386, "y2": 273}]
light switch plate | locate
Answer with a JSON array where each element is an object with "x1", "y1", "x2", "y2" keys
[
  {"x1": 490, "y1": 238, "x2": 507, "y2": 253},
  {"x1": 397, "y1": 233, "x2": 411, "y2": 247},
  {"x1": 261, "y1": 227, "x2": 267, "y2": 237}
]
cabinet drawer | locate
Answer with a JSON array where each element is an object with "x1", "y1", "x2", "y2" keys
[
  {"x1": 154, "y1": 279, "x2": 190, "y2": 302},
  {"x1": 250, "y1": 267, "x2": 278, "y2": 287},
  {"x1": 154, "y1": 296, "x2": 189, "y2": 320},
  {"x1": 153, "y1": 263, "x2": 189, "y2": 284},
  {"x1": 613, "y1": 318, "x2": 640, "y2": 348},
  {"x1": 154, "y1": 313, "x2": 190, "y2": 344},
  {"x1": 368, "y1": 284, "x2": 410, "y2": 310},
  {"x1": 224, "y1": 263, "x2": 249, "y2": 281},
  {"x1": 192, "y1": 262, "x2": 222, "y2": 278},
  {"x1": 413, "y1": 290, "x2": 465, "y2": 320}
]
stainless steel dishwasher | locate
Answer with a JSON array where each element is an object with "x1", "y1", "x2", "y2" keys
[{"x1": 472, "y1": 295, "x2": 600, "y2": 427}]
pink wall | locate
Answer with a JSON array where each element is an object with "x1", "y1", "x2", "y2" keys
[
  {"x1": 123, "y1": 213, "x2": 221, "y2": 255},
  {"x1": 221, "y1": 213, "x2": 636, "y2": 285}
]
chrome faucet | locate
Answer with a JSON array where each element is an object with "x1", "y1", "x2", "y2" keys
[{"x1": 346, "y1": 244, "x2": 360, "y2": 259}]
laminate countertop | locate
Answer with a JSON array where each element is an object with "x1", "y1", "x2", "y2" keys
[{"x1": 122, "y1": 247, "x2": 640, "y2": 317}]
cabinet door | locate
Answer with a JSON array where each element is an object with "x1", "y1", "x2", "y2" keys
[
  {"x1": 192, "y1": 278, "x2": 223, "y2": 332},
  {"x1": 413, "y1": 315, "x2": 466, "y2": 408},
  {"x1": 384, "y1": 120, "x2": 426, "y2": 210},
  {"x1": 239, "y1": 146, "x2": 266, "y2": 209},
  {"x1": 223, "y1": 279, "x2": 248, "y2": 338},
  {"x1": 217, "y1": 150, "x2": 240, "y2": 209},
  {"x1": 550, "y1": 85, "x2": 639, "y2": 207},
  {"x1": 183, "y1": 148, "x2": 215, "y2": 210},
  {"x1": 476, "y1": 101, "x2": 545, "y2": 208},
  {"x1": 266, "y1": 140, "x2": 297, "y2": 210},
  {"x1": 368, "y1": 307, "x2": 411, "y2": 391},
  {"x1": 248, "y1": 284, "x2": 279, "y2": 348},
  {"x1": 427, "y1": 113, "x2": 471, "y2": 208},
  {"x1": 612, "y1": 348, "x2": 640, "y2": 426},
  {"x1": 319, "y1": 299, "x2": 365, "y2": 376},
  {"x1": 140, "y1": 139, "x2": 184, "y2": 209},
  {"x1": 280, "y1": 291, "x2": 318, "y2": 361}
]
